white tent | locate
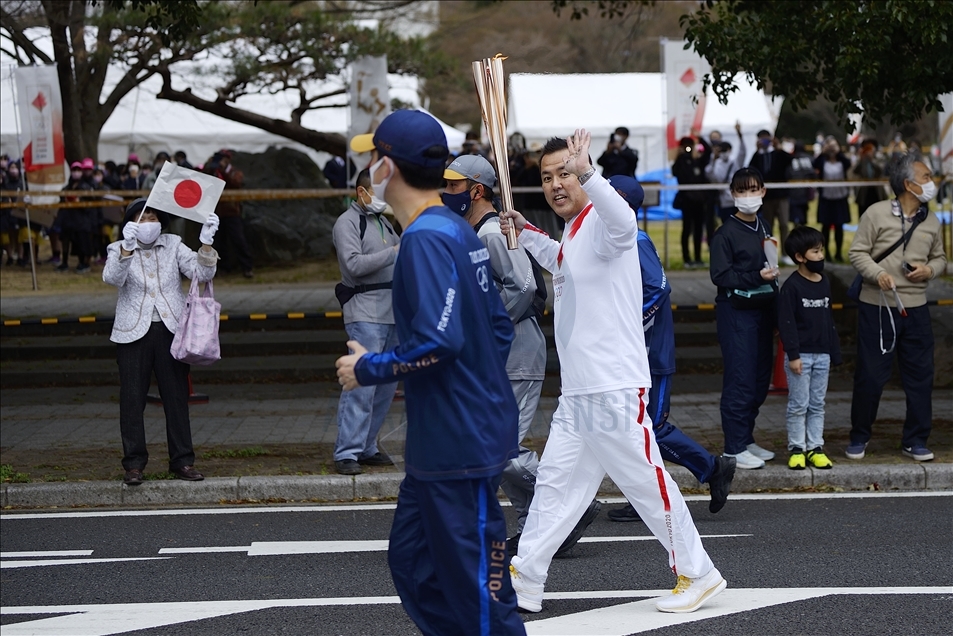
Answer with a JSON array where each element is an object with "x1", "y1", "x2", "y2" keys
[
  {"x1": 507, "y1": 73, "x2": 781, "y2": 175},
  {"x1": 0, "y1": 63, "x2": 465, "y2": 170}
]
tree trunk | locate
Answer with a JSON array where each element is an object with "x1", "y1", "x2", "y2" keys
[
  {"x1": 157, "y1": 71, "x2": 347, "y2": 157},
  {"x1": 43, "y1": 0, "x2": 87, "y2": 161}
]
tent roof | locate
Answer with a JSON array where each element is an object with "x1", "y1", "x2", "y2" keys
[{"x1": 507, "y1": 72, "x2": 778, "y2": 139}]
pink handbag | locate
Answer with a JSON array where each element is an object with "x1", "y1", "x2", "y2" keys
[{"x1": 171, "y1": 276, "x2": 221, "y2": 365}]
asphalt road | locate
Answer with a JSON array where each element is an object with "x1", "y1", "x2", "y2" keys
[{"x1": 1, "y1": 493, "x2": 951, "y2": 635}]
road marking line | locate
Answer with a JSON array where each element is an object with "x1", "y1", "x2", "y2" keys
[
  {"x1": 525, "y1": 587, "x2": 953, "y2": 635},
  {"x1": 1, "y1": 550, "x2": 94, "y2": 558},
  {"x1": 157, "y1": 546, "x2": 249, "y2": 554},
  {"x1": 0, "y1": 557, "x2": 172, "y2": 569},
  {"x1": 157, "y1": 534, "x2": 751, "y2": 556},
  {"x1": 0, "y1": 588, "x2": 947, "y2": 636},
  {"x1": 578, "y1": 534, "x2": 753, "y2": 543},
  {"x1": 1, "y1": 491, "x2": 949, "y2": 520}
]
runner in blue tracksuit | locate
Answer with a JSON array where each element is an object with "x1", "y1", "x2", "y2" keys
[
  {"x1": 337, "y1": 110, "x2": 526, "y2": 636},
  {"x1": 606, "y1": 176, "x2": 736, "y2": 519}
]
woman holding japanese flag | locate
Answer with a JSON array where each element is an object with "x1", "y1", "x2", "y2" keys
[{"x1": 103, "y1": 197, "x2": 219, "y2": 485}]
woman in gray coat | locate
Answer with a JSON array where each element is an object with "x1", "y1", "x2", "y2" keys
[{"x1": 103, "y1": 198, "x2": 219, "y2": 485}]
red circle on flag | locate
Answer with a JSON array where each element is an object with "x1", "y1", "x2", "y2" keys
[{"x1": 174, "y1": 180, "x2": 203, "y2": 208}]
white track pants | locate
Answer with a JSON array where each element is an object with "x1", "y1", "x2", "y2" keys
[{"x1": 515, "y1": 388, "x2": 714, "y2": 586}]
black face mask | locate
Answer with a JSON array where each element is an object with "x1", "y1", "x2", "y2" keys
[{"x1": 805, "y1": 259, "x2": 825, "y2": 274}]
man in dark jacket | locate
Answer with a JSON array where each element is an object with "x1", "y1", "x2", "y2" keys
[
  {"x1": 597, "y1": 126, "x2": 639, "y2": 178},
  {"x1": 337, "y1": 110, "x2": 525, "y2": 635},
  {"x1": 208, "y1": 150, "x2": 254, "y2": 278},
  {"x1": 749, "y1": 130, "x2": 793, "y2": 255}
]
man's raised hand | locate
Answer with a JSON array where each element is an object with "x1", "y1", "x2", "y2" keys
[{"x1": 564, "y1": 129, "x2": 592, "y2": 177}]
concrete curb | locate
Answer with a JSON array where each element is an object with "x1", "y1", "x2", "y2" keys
[{"x1": 2, "y1": 463, "x2": 951, "y2": 509}]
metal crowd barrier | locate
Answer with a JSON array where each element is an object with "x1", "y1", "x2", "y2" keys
[{"x1": 4, "y1": 299, "x2": 951, "y2": 328}]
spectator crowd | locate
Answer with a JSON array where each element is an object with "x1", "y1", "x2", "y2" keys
[{"x1": 0, "y1": 149, "x2": 253, "y2": 276}]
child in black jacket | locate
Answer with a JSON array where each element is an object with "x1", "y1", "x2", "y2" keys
[{"x1": 777, "y1": 226, "x2": 841, "y2": 470}]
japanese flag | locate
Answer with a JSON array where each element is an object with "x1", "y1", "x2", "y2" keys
[{"x1": 145, "y1": 163, "x2": 225, "y2": 224}]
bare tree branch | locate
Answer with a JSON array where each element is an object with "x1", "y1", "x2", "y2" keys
[
  {"x1": 0, "y1": 5, "x2": 54, "y2": 64},
  {"x1": 156, "y1": 68, "x2": 347, "y2": 156},
  {"x1": 0, "y1": 45, "x2": 25, "y2": 64}
]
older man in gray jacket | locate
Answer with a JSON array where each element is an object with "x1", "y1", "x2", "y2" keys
[{"x1": 332, "y1": 168, "x2": 400, "y2": 475}]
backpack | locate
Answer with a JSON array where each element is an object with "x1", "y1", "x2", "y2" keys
[{"x1": 474, "y1": 212, "x2": 547, "y2": 321}]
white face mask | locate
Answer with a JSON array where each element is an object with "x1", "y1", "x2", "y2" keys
[
  {"x1": 137, "y1": 221, "x2": 162, "y2": 244},
  {"x1": 365, "y1": 194, "x2": 388, "y2": 214},
  {"x1": 369, "y1": 156, "x2": 393, "y2": 202},
  {"x1": 734, "y1": 196, "x2": 763, "y2": 214},
  {"x1": 911, "y1": 179, "x2": 936, "y2": 203}
]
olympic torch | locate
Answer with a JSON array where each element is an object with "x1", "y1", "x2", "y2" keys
[{"x1": 472, "y1": 54, "x2": 518, "y2": 250}]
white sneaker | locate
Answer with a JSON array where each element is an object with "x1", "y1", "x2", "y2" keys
[
  {"x1": 746, "y1": 443, "x2": 776, "y2": 461},
  {"x1": 509, "y1": 559, "x2": 543, "y2": 613},
  {"x1": 725, "y1": 449, "x2": 765, "y2": 470},
  {"x1": 656, "y1": 567, "x2": 727, "y2": 613}
]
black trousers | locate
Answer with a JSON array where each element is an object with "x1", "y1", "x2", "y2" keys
[
  {"x1": 850, "y1": 302, "x2": 934, "y2": 448},
  {"x1": 214, "y1": 216, "x2": 254, "y2": 273},
  {"x1": 117, "y1": 321, "x2": 195, "y2": 471},
  {"x1": 680, "y1": 202, "x2": 705, "y2": 263},
  {"x1": 61, "y1": 228, "x2": 91, "y2": 266},
  {"x1": 716, "y1": 300, "x2": 775, "y2": 454}
]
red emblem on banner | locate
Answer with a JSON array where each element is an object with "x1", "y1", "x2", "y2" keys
[
  {"x1": 679, "y1": 68, "x2": 696, "y2": 86},
  {"x1": 173, "y1": 180, "x2": 203, "y2": 208},
  {"x1": 31, "y1": 92, "x2": 47, "y2": 111}
]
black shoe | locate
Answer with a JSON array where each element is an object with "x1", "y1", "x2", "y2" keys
[
  {"x1": 708, "y1": 455, "x2": 736, "y2": 513},
  {"x1": 507, "y1": 533, "x2": 521, "y2": 556},
  {"x1": 123, "y1": 469, "x2": 144, "y2": 485},
  {"x1": 171, "y1": 465, "x2": 204, "y2": 481},
  {"x1": 554, "y1": 500, "x2": 601, "y2": 558},
  {"x1": 606, "y1": 503, "x2": 642, "y2": 522},
  {"x1": 357, "y1": 452, "x2": 394, "y2": 466},
  {"x1": 334, "y1": 459, "x2": 363, "y2": 475}
]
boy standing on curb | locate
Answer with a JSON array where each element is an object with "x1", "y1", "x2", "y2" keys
[{"x1": 777, "y1": 226, "x2": 841, "y2": 470}]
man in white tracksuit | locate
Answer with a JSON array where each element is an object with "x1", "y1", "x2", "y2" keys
[{"x1": 501, "y1": 130, "x2": 726, "y2": 614}]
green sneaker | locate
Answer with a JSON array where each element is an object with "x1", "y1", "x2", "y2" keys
[
  {"x1": 788, "y1": 451, "x2": 806, "y2": 470},
  {"x1": 807, "y1": 448, "x2": 833, "y2": 469}
]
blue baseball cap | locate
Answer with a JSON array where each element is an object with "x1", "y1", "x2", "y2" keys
[
  {"x1": 607, "y1": 175, "x2": 645, "y2": 212},
  {"x1": 350, "y1": 110, "x2": 449, "y2": 169}
]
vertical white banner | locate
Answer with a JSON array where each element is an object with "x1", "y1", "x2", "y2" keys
[
  {"x1": 14, "y1": 65, "x2": 66, "y2": 186},
  {"x1": 662, "y1": 39, "x2": 710, "y2": 161},
  {"x1": 348, "y1": 56, "x2": 390, "y2": 176},
  {"x1": 940, "y1": 93, "x2": 952, "y2": 179}
]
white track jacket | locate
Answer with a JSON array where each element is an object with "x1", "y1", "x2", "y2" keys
[{"x1": 518, "y1": 172, "x2": 652, "y2": 396}]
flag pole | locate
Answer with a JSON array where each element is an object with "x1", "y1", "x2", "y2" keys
[{"x1": 8, "y1": 65, "x2": 38, "y2": 290}]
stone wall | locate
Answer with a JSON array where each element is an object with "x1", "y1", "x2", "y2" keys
[{"x1": 229, "y1": 147, "x2": 346, "y2": 264}]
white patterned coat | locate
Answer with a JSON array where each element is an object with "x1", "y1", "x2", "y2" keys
[{"x1": 103, "y1": 234, "x2": 218, "y2": 344}]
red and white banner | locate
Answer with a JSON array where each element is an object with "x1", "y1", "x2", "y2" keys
[
  {"x1": 14, "y1": 65, "x2": 66, "y2": 186},
  {"x1": 662, "y1": 39, "x2": 710, "y2": 160},
  {"x1": 145, "y1": 162, "x2": 225, "y2": 224}
]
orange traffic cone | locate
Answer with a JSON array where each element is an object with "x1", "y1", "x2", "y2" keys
[{"x1": 769, "y1": 336, "x2": 788, "y2": 395}]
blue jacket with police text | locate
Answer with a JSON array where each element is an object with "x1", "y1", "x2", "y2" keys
[
  {"x1": 638, "y1": 230, "x2": 676, "y2": 376},
  {"x1": 355, "y1": 205, "x2": 519, "y2": 480}
]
